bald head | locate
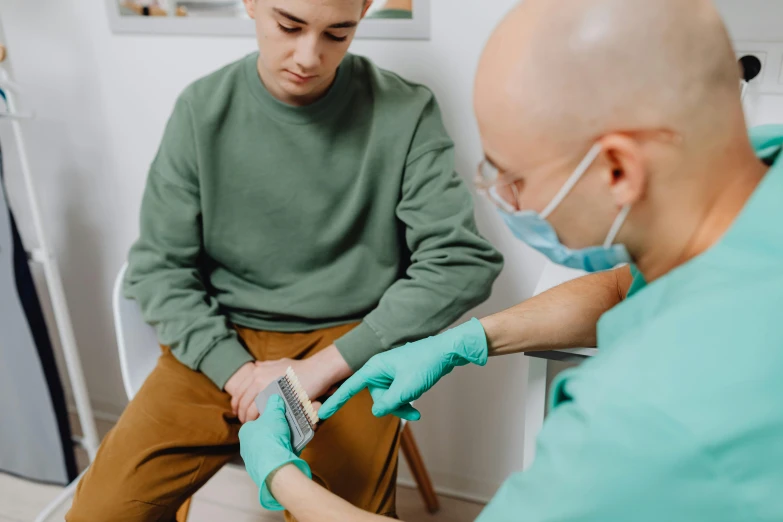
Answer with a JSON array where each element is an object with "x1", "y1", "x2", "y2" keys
[
  {"x1": 475, "y1": 0, "x2": 767, "y2": 281},
  {"x1": 476, "y1": 0, "x2": 742, "y2": 161}
]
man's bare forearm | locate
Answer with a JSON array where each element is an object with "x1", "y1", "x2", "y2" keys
[
  {"x1": 480, "y1": 266, "x2": 633, "y2": 357},
  {"x1": 269, "y1": 465, "x2": 393, "y2": 522}
]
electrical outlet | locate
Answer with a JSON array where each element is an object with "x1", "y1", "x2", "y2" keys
[
  {"x1": 737, "y1": 50, "x2": 767, "y2": 83},
  {"x1": 735, "y1": 41, "x2": 783, "y2": 95}
]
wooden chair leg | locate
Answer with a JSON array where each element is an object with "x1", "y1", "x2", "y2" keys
[
  {"x1": 175, "y1": 496, "x2": 193, "y2": 522},
  {"x1": 400, "y1": 424, "x2": 440, "y2": 514}
]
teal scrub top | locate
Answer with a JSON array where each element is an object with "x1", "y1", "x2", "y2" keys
[{"x1": 477, "y1": 125, "x2": 783, "y2": 522}]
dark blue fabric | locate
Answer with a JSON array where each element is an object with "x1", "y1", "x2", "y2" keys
[{"x1": 0, "y1": 138, "x2": 77, "y2": 483}]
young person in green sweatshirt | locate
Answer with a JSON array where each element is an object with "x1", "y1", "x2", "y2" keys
[{"x1": 66, "y1": 0, "x2": 503, "y2": 520}]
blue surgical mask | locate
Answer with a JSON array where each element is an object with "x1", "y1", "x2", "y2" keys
[{"x1": 495, "y1": 144, "x2": 632, "y2": 272}]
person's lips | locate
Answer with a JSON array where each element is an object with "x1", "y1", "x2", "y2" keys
[{"x1": 285, "y1": 70, "x2": 317, "y2": 84}]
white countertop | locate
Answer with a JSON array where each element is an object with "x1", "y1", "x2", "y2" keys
[{"x1": 529, "y1": 262, "x2": 597, "y2": 359}]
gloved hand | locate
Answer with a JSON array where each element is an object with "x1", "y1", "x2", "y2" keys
[
  {"x1": 239, "y1": 395, "x2": 312, "y2": 511},
  {"x1": 319, "y1": 318, "x2": 488, "y2": 421}
]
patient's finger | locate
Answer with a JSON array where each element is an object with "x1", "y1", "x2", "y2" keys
[{"x1": 244, "y1": 402, "x2": 260, "y2": 423}]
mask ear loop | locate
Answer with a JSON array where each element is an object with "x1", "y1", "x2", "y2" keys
[
  {"x1": 540, "y1": 143, "x2": 603, "y2": 219},
  {"x1": 603, "y1": 205, "x2": 632, "y2": 248}
]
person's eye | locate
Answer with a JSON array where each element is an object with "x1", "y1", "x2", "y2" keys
[
  {"x1": 325, "y1": 33, "x2": 348, "y2": 42},
  {"x1": 278, "y1": 24, "x2": 301, "y2": 34}
]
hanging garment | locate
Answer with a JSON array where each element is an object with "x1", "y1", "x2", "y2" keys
[{"x1": 0, "y1": 135, "x2": 77, "y2": 484}]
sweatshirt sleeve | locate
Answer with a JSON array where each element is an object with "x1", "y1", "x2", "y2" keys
[
  {"x1": 334, "y1": 92, "x2": 504, "y2": 370},
  {"x1": 123, "y1": 94, "x2": 254, "y2": 389}
]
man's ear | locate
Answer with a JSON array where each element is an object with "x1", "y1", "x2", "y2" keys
[
  {"x1": 599, "y1": 133, "x2": 648, "y2": 208},
  {"x1": 361, "y1": 0, "x2": 374, "y2": 19},
  {"x1": 243, "y1": 0, "x2": 257, "y2": 19}
]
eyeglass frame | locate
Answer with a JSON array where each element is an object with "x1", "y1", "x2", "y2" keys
[{"x1": 475, "y1": 128, "x2": 683, "y2": 214}]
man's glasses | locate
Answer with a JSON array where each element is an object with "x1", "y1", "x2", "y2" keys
[{"x1": 475, "y1": 159, "x2": 521, "y2": 213}]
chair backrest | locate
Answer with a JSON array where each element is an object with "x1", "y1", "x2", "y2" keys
[{"x1": 112, "y1": 263, "x2": 161, "y2": 401}]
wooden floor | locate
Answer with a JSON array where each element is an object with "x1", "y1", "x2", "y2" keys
[{"x1": 1, "y1": 415, "x2": 486, "y2": 522}]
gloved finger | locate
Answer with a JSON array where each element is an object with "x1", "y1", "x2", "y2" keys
[
  {"x1": 371, "y1": 380, "x2": 424, "y2": 418},
  {"x1": 371, "y1": 398, "x2": 421, "y2": 420},
  {"x1": 238, "y1": 396, "x2": 282, "y2": 441},
  {"x1": 259, "y1": 395, "x2": 291, "y2": 434},
  {"x1": 388, "y1": 403, "x2": 421, "y2": 421},
  {"x1": 368, "y1": 385, "x2": 400, "y2": 417},
  {"x1": 238, "y1": 419, "x2": 253, "y2": 445},
  {"x1": 371, "y1": 400, "x2": 399, "y2": 418},
  {"x1": 264, "y1": 393, "x2": 285, "y2": 413},
  {"x1": 319, "y1": 370, "x2": 372, "y2": 419}
]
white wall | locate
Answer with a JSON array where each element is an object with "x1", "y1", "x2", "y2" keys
[
  {"x1": 1, "y1": 0, "x2": 546, "y2": 502},
  {"x1": 4, "y1": 0, "x2": 783, "y2": 504}
]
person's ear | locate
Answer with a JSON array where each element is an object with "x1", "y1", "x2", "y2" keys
[
  {"x1": 243, "y1": 0, "x2": 257, "y2": 19},
  {"x1": 598, "y1": 133, "x2": 648, "y2": 208},
  {"x1": 361, "y1": 0, "x2": 374, "y2": 19}
]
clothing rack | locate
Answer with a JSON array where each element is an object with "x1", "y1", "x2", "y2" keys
[{"x1": 0, "y1": 43, "x2": 99, "y2": 521}]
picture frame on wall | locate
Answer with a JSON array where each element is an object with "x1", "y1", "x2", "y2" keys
[{"x1": 105, "y1": 0, "x2": 431, "y2": 40}]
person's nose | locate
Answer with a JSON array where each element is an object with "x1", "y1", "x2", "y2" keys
[{"x1": 293, "y1": 34, "x2": 321, "y2": 72}]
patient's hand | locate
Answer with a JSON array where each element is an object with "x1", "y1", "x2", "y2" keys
[{"x1": 229, "y1": 345, "x2": 352, "y2": 423}]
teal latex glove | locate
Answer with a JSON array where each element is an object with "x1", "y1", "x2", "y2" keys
[
  {"x1": 239, "y1": 395, "x2": 312, "y2": 511},
  {"x1": 319, "y1": 318, "x2": 488, "y2": 421}
]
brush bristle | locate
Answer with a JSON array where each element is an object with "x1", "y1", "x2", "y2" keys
[{"x1": 285, "y1": 367, "x2": 319, "y2": 426}]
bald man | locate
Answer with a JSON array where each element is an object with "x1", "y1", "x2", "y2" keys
[{"x1": 239, "y1": 0, "x2": 783, "y2": 520}]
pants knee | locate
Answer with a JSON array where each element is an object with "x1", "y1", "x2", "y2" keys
[{"x1": 66, "y1": 489, "x2": 174, "y2": 522}]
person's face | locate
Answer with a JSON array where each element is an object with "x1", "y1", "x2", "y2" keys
[
  {"x1": 244, "y1": 0, "x2": 372, "y2": 105},
  {"x1": 474, "y1": 39, "x2": 671, "y2": 249},
  {"x1": 474, "y1": 66, "x2": 656, "y2": 251}
]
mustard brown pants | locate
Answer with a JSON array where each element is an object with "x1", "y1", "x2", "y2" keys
[{"x1": 66, "y1": 323, "x2": 400, "y2": 521}]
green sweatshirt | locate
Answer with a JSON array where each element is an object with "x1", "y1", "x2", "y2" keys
[
  {"x1": 125, "y1": 52, "x2": 503, "y2": 389},
  {"x1": 367, "y1": 9, "x2": 413, "y2": 19}
]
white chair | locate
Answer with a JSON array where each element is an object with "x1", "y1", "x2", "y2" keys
[
  {"x1": 112, "y1": 263, "x2": 439, "y2": 518},
  {"x1": 113, "y1": 263, "x2": 161, "y2": 402}
]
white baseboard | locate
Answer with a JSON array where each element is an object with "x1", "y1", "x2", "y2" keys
[
  {"x1": 66, "y1": 401, "x2": 122, "y2": 425},
  {"x1": 396, "y1": 477, "x2": 492, "y2": 505}
]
